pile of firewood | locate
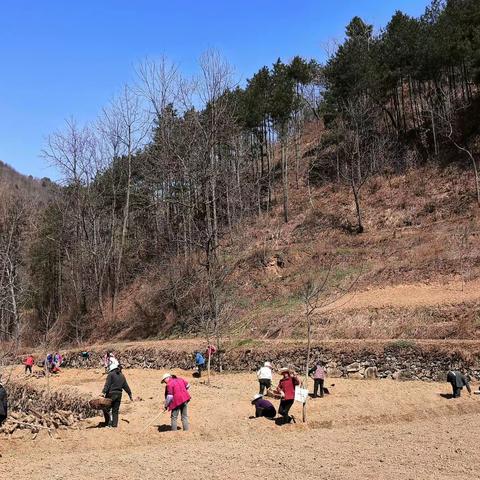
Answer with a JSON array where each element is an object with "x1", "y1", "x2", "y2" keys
[
  {"x1": 0, "y1": 379, "x2": 95, "y2": 437},
  {"x1": 0, "y1": 409, "x2": 79, "y2": 437}
]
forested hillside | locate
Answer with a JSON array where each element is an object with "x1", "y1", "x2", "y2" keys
[
  {"x1": 2, "y1": 0, "x2": 480, "y2": 347},
  {"x1": 0, "y1": 161, "x2": 53, "y2": 341}
]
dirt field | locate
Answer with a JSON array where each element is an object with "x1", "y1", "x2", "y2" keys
[
  {"x1": 2, "y1": 366, "x2": 480, "y2": 480},
  {"x1": 325, "y1": 278, "x2": 480, "y2": 310}
]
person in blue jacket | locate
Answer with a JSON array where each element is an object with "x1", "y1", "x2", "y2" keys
[{"x1": 194, "y1": 351, "x2": 206, "y2": 377}]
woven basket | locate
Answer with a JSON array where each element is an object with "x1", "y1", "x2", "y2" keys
[{"x1": 89, "y1": 397, "x2": 113, "y2": 410}]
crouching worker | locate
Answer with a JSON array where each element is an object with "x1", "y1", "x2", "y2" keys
[
  {"x1": 101, "y1": 364, "x2": 133, "y2": 428},
  {"x1": 162, "y1": 373, "x2": 191, "y2": 432},
  {"x1": 447, "y1": 370, "x2": 471, "y2": 398},
  {"x1": 251, "y1": 394, "x2": 276, "y2": 419},
  {"x1": 275, "y1": 368, "x2": 299, "y2": 424}
]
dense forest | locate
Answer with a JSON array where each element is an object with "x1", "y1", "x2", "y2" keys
[{"x1": 1, "y1": 0, "x2": 479, "y2": 346}]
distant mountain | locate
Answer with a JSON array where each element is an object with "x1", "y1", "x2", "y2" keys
[{"x1": 0, "y1": 160, "x2": 54, "y2": 203}]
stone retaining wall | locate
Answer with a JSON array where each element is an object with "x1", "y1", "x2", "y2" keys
[{"x1": 59, "y1": 343, "x2": 480, "y2": 382}]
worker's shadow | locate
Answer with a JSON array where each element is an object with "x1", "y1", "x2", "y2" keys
[
  {"x1": 86, "y1": 422, "x2": 108, "y2": 429},
  {"x1": 156, "y1": 424, "x2": 180, "y2": 432},
  {"x1": 439, "y1": 393, "x2": 454, "y2": 399}
]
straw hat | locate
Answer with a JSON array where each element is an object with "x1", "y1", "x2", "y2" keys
[
  {"x1": 161, "y1": 373, "x2": 172, "y2": 383},
  {"x1": 278, "y1": 367, "x2": 291, "y2": 375},
  {"x1": 251, "y1": 394, "x2": 263, "y2": 402}
]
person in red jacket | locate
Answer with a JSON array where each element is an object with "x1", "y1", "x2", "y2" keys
[
  {"x1": 24, "y1": 355, "x2": 34, "y2": 375},
  {"x1": 162, "y1": 373, "x2": 191, "y2": 431},
  {"x1": 275, "y1": 368, "x2": 299, "y2": 424}
]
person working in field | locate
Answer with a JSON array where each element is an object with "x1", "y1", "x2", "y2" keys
[
  {"x1": 275, "y1": 368, "x2": 299, "y2": 424},
  {"x1": 256, "y1": 361, "x2": 273, "y2": 395},
  {"x1": 103, "y1": 351, "x2": 119, "y2": 373},
  {"x1": 0, "y1": 381, "x2": 7, "y2": 426},
  {"x1": 251, "y1": 394, "x2": 276, "y2": 419},
  {"x1": 309, "y1": 360, "x2": 326, "y2": 398},
  {"x1": 24, "y1": 354, "x2": 35, "y2": 375},
  {"x1": 162, "y1": 373, "x2": 191, "y2": 432},
  {"x1": 447, "y1": 370, "x2": 472, "y2": 398},
  {"x1": 101, "y1": 364, "x2": 133, "y2": 428},
  {"x1": 194, "y1": 351, "x2": 205, "y2": 377}
]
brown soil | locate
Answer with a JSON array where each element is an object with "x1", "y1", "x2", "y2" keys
[
  {"x1": 325, "y1": 278, "x2": 480, "y2": 311},
  {"x1": 2, "y1": 366, "x2": 480, "y2": 479}
]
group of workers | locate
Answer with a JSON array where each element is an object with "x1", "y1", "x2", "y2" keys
[
  {"x1": 45, "y1": 352, "x2": 63, "y2": 374},
  {"x1": 22, "y1": 352, "x2": 63, "y2": 375},
  {"x1": 99, "y1": 358, "x2": 191, "y2": 431},
  {"x1": 2, "y1": 351, "x2": 476, "y2": 433},
  {"x1": 251, "y1": 360, "x2": 327, "y2": 424}
]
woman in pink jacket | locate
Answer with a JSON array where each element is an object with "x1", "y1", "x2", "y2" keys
[{"x1": 162, "y1": 373, "x2": 191, "y2": 431}]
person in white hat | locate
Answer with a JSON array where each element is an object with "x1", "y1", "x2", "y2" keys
[
  {"x1": 256, "y1": 361, "x2": 273, "y2": 395},
  {"x1": 161, "y1": 373, "x2": 191, "y2": 431},
  {"x1": 251, "y1": 394, "x2": 276, "y2": 419},
  {"x1": 100, "y1": 364, "x2": 133, "y2": 428}
]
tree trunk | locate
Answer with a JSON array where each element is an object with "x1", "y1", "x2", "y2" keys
[{"x1": 281, "y1": 136, "x2": 289, "y2": 223}]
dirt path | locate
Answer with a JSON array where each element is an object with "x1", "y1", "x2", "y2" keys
[
  {"x1": 325, "y1": 278, "x2": 480, "y2": 311},
  {"x1": 2, "y1": 368, "x2": 480, "y2": 479}
]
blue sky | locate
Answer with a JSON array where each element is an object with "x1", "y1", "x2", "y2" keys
[{"x1": 0, "y1": 1, "x2": 431, "y2": 179}]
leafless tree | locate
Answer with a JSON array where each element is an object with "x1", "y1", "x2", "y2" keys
[
  {"x1": 299, "y1": 260, "x2": 362, "y2": 422},
  {"x1": 436, "y1": 89, "x2": 480, "y2": 207}
]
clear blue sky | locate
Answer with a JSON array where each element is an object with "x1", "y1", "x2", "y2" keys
[{"x1": 0, "y1": 0, "x2": 431, "y2": 179}]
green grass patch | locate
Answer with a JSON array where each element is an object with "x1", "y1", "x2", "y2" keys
[
  {"x1": 387, "y1": 339, "x2": 417, "y2": 349},
  {"x1": 231, "y1": 338, "x2": 264, "y2": 349}
]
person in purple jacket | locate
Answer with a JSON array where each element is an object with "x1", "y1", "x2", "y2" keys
[
  {"x1": 309, "y1": 360, "x2": 326, "y2": 398},
  {"x1": 251, "y1": 394, "x2": 276, "y2": 419}
]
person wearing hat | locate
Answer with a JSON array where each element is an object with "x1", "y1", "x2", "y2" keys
[
  {"x1": 0, "y1": 381, "x2": 7, "y2": 426},
  {"x1": 101, "y1": 364, "x2": 133, "y2": 428},
  {"x1": 251, "y1": 394, "x2": 276, "y2": 419},
  {"x1": 162, "y1": 373, "x2": 191, "y2": 431},
  {"x1": 256, "y1": 361, "x2": 273, "y2": 395},
  {"x1": 275, "y1": 368, "x2": 299, "y2": 424},
  {"x1": 103, "y1": 351, "x2": 119, "y2": 374}
]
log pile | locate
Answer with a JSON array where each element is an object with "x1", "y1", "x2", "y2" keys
[{"x1": 0, "y1": 379, "x2": 95, "y2": 437}]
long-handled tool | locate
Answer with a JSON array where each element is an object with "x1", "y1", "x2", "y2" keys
[{"x1": 141, "y1": 409, "x2": 167, "y2": 433}]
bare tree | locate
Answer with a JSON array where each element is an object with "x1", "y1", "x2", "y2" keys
[
  {"x1": 103, "y1": 86, "x2": 150, "y2": 318},
  {"x1": 337, "y1": 97, "x2": 387, "y2": 233},
  {"x1": 436, "y1": 89, "x2": 480, "y2": 207},
  {"x1": 299, "y1": 260, "x2": 362, "y2": 422}
]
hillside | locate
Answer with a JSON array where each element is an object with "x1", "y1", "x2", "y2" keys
[
  {"x1": 0, "y1": 159, "x2": 53, "y2": 203},
  {"x1": 2, "y1": 0, "x2": 478, "y2": 349},
  {"x1": 96, "y1": 133, "x2": 480, "y2": 343}
]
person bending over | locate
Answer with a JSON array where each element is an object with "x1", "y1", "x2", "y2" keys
[
  {"x1": 257, "y1": 362, "x2": 273, "y2": 395},
  {"x1": 447, "y1": 370, "x2": 471, "y2": 398},
  {"x1": 251, "y1": 394, "x2": 276, "y2": 419},
  {"x1": 162, "y1": 373, "x2": 191, "y2": 431}
]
